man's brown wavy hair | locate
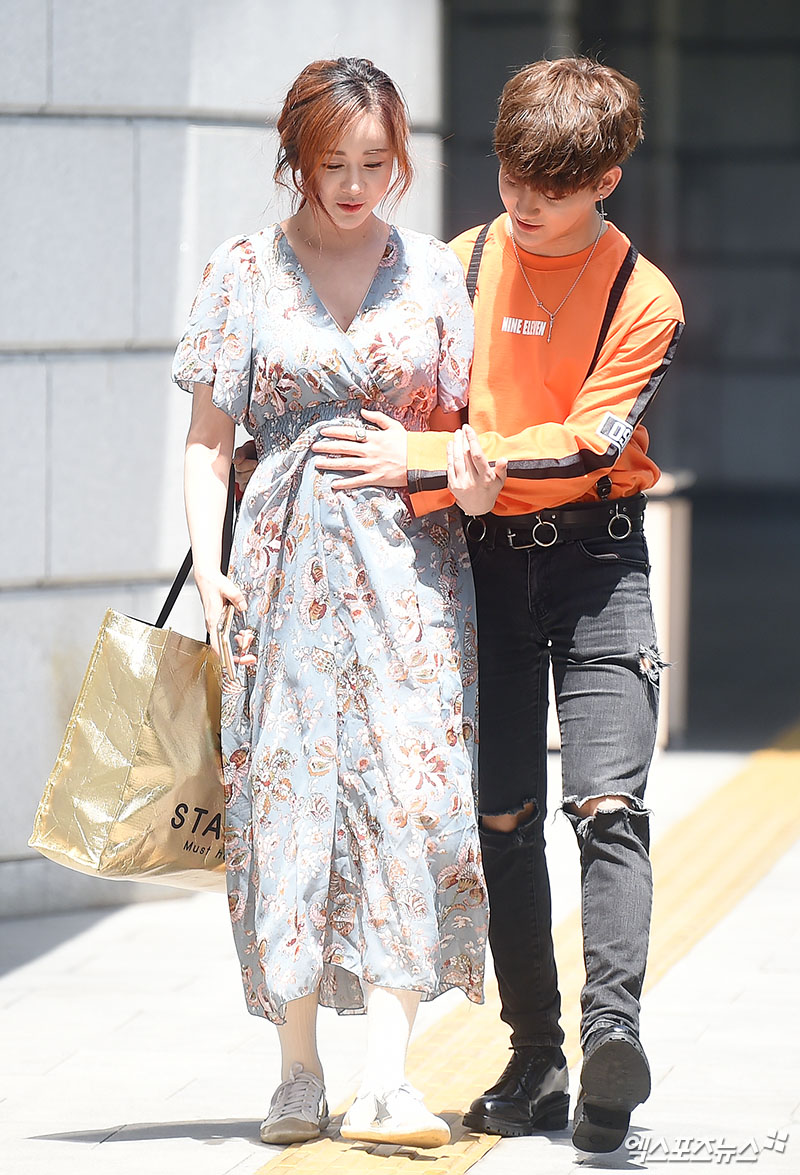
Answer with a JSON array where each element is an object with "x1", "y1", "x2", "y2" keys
[{"x1": 494, "y1": 57, "x2": 644, "y2": 195}]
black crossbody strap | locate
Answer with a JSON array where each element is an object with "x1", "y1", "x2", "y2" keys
[
  {"x1": 465, "y1": 221, "x2": 492, "y2": 304},
  {"x1": 154, "y1": 466, "x2": 237, "y2": 630}
]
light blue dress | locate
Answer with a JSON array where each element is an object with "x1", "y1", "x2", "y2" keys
[{"x1": 173, "y1": 224, "x2": 487, "y2": 1022}]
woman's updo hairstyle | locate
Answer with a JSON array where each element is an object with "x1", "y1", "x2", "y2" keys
[{"x1": 275, "y1": 57, "x2": 414, "y2": 215}]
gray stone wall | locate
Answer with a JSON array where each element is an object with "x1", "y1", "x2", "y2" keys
[{"x1": 0, "y1": 0, "x2": 446, "y2": 916}]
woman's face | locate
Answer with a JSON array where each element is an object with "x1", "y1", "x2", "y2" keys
[{"x1": 315, "y1": 112, "x2": 394, "y2": 230}]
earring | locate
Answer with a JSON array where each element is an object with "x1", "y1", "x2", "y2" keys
[{"x1": 599, "y1": 195, "x2": 606, "y2": 220}]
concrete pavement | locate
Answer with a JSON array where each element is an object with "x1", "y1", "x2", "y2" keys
[{"x1": 2, "y1": 748, "x2": 797, "y2": 1174}]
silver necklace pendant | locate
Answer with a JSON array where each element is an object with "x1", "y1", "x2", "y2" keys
[{"x1": 510, "y1": 216, "x2": 604, "y2": 343}]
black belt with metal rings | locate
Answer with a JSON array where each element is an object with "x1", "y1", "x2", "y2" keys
[{"x1": 462, "y1": 493, "x2": 647, "y2": 550}]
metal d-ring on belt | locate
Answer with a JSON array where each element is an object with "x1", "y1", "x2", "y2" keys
[
  {"x1": 607, "y1": 503, "x2": 634, "y2": 540},
  {"x1": 463, "y1": 494, "x2": 645, "y2": 550},
  {"x1": 506, "y1": 515, "x2": 560, "y2": 549}
]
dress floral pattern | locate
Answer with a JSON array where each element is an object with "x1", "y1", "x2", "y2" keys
[{"x1": 172, "y1": 224, "x2": 487, "y2": 1022}]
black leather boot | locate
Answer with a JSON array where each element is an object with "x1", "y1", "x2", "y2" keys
[
  {"x1": 463, "y1": 1045, "x2": 569, "y2": 1136},
  {"x1": 572, "y1": 1021, "x2": 651, "y2": 1153}
]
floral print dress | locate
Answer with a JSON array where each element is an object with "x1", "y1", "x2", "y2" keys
[{"x1": 172, "y1": 224, "x2": 487, "y2": 1022}]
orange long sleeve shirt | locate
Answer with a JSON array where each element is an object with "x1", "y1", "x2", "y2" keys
[{"x1": 407, "y1": 216, "x2": 684, "y2": 516}]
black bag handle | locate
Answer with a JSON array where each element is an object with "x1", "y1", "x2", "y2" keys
[{"x1": 155, "y1": 465, "x2": 237, "y2": 630}]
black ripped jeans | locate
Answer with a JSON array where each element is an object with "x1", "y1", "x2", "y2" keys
[{"x1": 470, "y1": 527, "x2": 659, "y2": 1049}]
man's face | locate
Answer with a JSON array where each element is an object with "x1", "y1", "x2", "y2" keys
[{"x1": 498, "y1": 167, "x2": 619, "y2": 256}]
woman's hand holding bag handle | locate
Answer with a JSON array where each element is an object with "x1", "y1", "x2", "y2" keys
[{"x1": 28, "y1": 469, "x2": 239, "y2": 892}]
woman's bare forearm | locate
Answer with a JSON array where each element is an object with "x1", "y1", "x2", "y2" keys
[{"x1": 184, "y1": 383, "x2": 235, "y2": 580}]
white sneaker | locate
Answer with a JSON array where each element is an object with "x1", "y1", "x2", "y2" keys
[
  {"x1": 259, "y1": 1062, "x2": 329, "y2": 1145},
  {"x1": 340, "y1": 1082, "x2": 450, "y2": 1148}
]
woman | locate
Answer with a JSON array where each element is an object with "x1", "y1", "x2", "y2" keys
[{"x1": 172, "y1": 58, "x2": 487, "y2": 1149}]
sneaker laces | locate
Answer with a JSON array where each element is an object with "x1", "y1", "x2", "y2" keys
[
  {"x1": 389, "y1": 1082, "x2": 424, "y2": 1103},
  {"x1": 382, "y1": 1082, "x2": 431, "y2": 1121},
  {"x1": 267, "y1": 1063, "x2": 325, "y2": 1121},
  {"x1": 349, "y1": 1082, "x2": 424, "y2": 1125}
]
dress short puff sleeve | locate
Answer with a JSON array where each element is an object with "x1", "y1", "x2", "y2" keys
[
  {"x1": 171, "y1": 236, "x2": 255, "y2": 423},
  {"x1": 428, "y1": 238, "x2": 474, "y2": 415}
]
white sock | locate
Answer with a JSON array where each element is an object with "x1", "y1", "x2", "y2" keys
[
  {"x1": 276, "y1": 991, "x2": 323, "y2": 1082},
  {"x1": 359, "y1": 983, "x2": 421, "y2": 1095}
]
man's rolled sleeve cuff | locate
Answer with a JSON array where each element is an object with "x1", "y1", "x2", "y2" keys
[
  {"x1": 407, "y1": 468, "x2": 448, "y2": 495},
  {"x1": 407, "y1": 429, "x2": 457, "y2": 515}
]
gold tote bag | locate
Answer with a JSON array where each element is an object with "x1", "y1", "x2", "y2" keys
[{"x1": 29, "y1": 482, "x2": 236, "y2": 892}]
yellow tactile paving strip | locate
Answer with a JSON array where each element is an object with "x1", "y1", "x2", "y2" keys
[
  {"x1": 646, "y1": 720, "x2": 800, "y2": 990},
  {"x1": 254, "y1": 722, "x2": 800, "y2": 1175}
]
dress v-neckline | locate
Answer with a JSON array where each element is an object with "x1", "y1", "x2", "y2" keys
[{"x1": 276, "y1": 224, "x2": 395, "y2": 336}]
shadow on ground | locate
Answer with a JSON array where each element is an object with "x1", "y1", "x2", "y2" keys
[
  {"x1": 0, "y1": 907, "x2": 117, "y2": 977},
  {"x1": 35, "y1": 1119, "x2": 262, "y2": 1145},
  {"x1": 35, "y1": 1112, "x2": 643, "y2": 1168}
]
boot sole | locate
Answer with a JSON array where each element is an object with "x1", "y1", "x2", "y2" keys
[
  {"x1": 463, "y1": 1092, "x2": 570, "y2": 1136},
  {"x1": 260, "y1": 1114, "x2": 329, "y2": 1145},
  {"x1": 572, "y1": 1036, "x2": 651, "y2": 1153},
  {"x1": 340, "y1": 1123, "x2": 450, "y2": 1148}
]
